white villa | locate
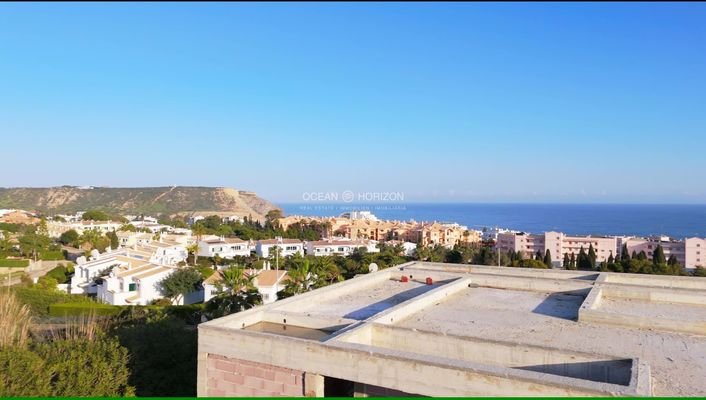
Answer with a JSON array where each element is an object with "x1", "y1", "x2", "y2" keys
[
  {"x1": 97, "y1": 262, "x2": 177, "y2": 305},
  {"x1": 306, "y1": 238, "x2": 380, "y2": 257},
  {"x1": 256, "y1": 237, "x2": 304, "y2": 258},
  {"x1": 197, "y1": 237, "x2": 252, "y2": 258}
]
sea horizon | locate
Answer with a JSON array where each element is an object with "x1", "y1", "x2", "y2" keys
[{"x1": 278, "y1": 202, "x2": 706, "y2": 239}]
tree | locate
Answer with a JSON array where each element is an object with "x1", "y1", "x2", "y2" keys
[
  {"x1": 607, "y1": 252, "x2": 615, "y2": 264},
  {"x1": 206, "y1": 267, "x2": 262, "y2": 318},
  {"x1": 653, "y1": 244, "x2": 667, "y2": 265},
  {"x1": 81, "y1": 210, "x2": 111, "y2": 221},
  {"x1": 445, "y1": 249, "x2": 463, "y2": 264},
  {"x1": 106, "y1": 231, "x2": 119, "y2": 250},
  {"x1": 543, "y1": 249, "x2": 552, "y2": 268},
  {"x1": 186, "y1": 243, "x2": 199, "y2": 266},
  {"x1": 18, "y1": 232, "x2": 51, "y2": 261},
  {"x1": 637, "y1": 250, "x2": 648, "y2": 261},
  {"x1": 59, "y1": 229, "x2": 79, "y2": 246},
  {"x1": 534, "y1": 250, "x2": 542, "y2": 261},
  {"x1": 577, "y1": 246, "x2": 591, "y2": 270},
  {"x1": 568, "y1": 253, "x2": 577, "y2": 270},
  {"x1": 587, "y1": 244, "x2": 597, "y2": 269},
  {"x1": 668, "y1": 254, "x2": 679, "y2": 266},
  {"x1": 159, "y1": 268, "x2": 202, "y2": 305},
  {"x1": 282, "y1": 259, "x2": 315, "y2": 296},
  {"x1": 620, "y1": 244, "x2": 631, "y2": 264},
  {"x1": 562, "y1": 253, "x2": 570, "y2": 269}
]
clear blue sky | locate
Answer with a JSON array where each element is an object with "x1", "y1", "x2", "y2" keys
[{"x1": 1, "y1": 2, "x2": 705, "y2": 203}]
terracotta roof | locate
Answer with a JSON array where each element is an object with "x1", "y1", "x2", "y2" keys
[{"x1": 256, "y1": 270, "x2": 288, "y2": 287}]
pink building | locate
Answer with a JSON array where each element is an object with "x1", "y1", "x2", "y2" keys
[
  {"x1": 496, "y1": 231, "x2": 617, "y2": 265},
  {"x1": 619, "y1": 237, "x2": 706, "y2": 269}
]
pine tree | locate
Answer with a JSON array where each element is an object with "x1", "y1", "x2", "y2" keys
[
  {"x1": 588, "y1": 244, "x2": 597, "y2": 269},
  {"x1": 607, "y1": 252, "x2": 614, "y2": 264},
  {"x1": 543, "y1": 249, "x2": 552, "y2": 268},
  {"x1": 562, "y1": 253, "x2": 570, "y2": 269},
  {"x1": 653, "y1": 244, "x2": 667, "y2": 265},
  {"x1": 668, "y1": 254, "x2": 677, "y2": 266},
  {"x1": 637, "y1": 250, "x2": 647, "y2": 261},
  {"x1": 535, "y1": 250, "x2": 543, "y2": 261},
  {"x1": 631, "y1": 250, "x2": 638, "y2": 260},
  {"x1": 620, "y1": 244, "x2": 631, "y2": 263},
  {"x1": 569, "y1": 253, "x2": 577, "y2": 270}
]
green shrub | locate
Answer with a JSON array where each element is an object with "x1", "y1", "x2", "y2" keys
[
  {"x1": 12, "y1": 287, "x2": 94, "y2": 317},
  {"x1": 34, "y1": 337, "x2": 135, "y2": 397},
  {"x1": 0, "y1": 259, "x2": 29, "y2": 268},
  {"x1": 44, "y1": 265, "x2": 71, "y2": 284},
  {"x1": 0, "y1": 347, "x2": 52, "y2": 396},
  {"x1": 39, "y1": 250, "x2": 65, "y2": 261},
  {"x1": 49, "y1": 303, "x2": 122, "y2": 317}
]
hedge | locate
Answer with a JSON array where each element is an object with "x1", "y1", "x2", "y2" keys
[
  {"x1": 39, "y1": 251, "x2": 65, "y2": 261},
  {"x1": 49, "y1": 303, "x2": 122, "y2": 317},
  {"x1": 0, "y1": 259, "x2": 29, "y2": 268},
  {"x1": 12, "y1": 287, "x2": 94, "y2": 317},
  {"x1": 48, "y1": 303, "x2": 206, "y2": 320}
]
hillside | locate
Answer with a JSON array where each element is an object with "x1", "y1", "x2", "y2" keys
[{"x1": 0, "y1": 186, "x2": 279, "y2": 220}]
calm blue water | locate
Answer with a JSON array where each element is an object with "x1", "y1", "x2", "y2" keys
[{"x1": 279, "y1": 203, "x2": 706, "y2": 238}]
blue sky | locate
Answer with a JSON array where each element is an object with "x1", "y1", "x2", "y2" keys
[{"x1": 1, "y1": 3, "x2": 705, "y2": 203}]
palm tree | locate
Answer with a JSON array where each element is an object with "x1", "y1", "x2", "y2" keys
[
  {"x1": 186, "y1": 243, "x2": 199, "y2": 266},
  {"x1": 206, "y1": 267, "x2": 261, "y2": 318},
  {"x1": 312, "y1": 257, "x2": 341, "y2": 287},
  {"x1": 283, "y1": 259, "x2": 315, "y2": 296}
]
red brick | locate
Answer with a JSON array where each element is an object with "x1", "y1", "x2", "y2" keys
[
  {"x1": 263, "y1": 379, "x2": 285, "y2": 393},
  {"x1": 275, "y1": 371, "x2": 297, "y2": 385},
  {"x1": 243, "y1": 375, "x2": 264, "y2": 389},
  {"x1": 262, "y1": 369, "x2": 276, "y2": 381},
  {"x1": 208, "y1": 389, "x2": 226, "y2": 397},
  {"x1": 283, "y1": 383, "x2": 303, "y2": 396},
  {"x1": 216, "y1": 360, "x2": 236, "y2": 373},
  {"x1": 223, "y1": 373, "x2": 245, "y2": 385}
]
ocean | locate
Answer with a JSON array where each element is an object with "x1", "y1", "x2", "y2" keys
[{"x1": 278, "y1": 203, "x2": 706, "y2": 239}]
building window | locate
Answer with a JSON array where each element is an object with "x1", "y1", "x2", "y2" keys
[{"x1": 128, "y1": 283, "x2": 137, "y2": 292}]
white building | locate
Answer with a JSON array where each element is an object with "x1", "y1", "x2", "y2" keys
[
  {"x1": 97, "y1": 262, "x2": 177, "y2": 305},
  {"x1": 256, "y1": 237, "x2": 304, "y2": 258},
  {"x1": 47, "y1": 220, "x2": 122, "y2": 238},
  {"x1": 197, "y1": 237, "x2": 251, "y2": 258},
  {"x1": 385, "y1": 240, "x2": 418, "y2": 257},
  {"x1": 340, "y1": 211, "x2": 379, "y2": 221},
  {"x1": 116, "y1": 231, "x2": 153, "y2": 247},
  {"x1": 306, "y1": 239, "x2": 379, "y2": 257}
]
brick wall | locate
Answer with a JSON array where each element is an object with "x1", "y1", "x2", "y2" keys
[{"x1": 206, "y1": 354, "x2": 304, "y2": 396}]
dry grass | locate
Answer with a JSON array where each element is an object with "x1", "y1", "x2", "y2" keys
[
  {"x1": 49, "y1": 310, "x2": 107, "y2": 342},
  {"x1": 0, "y1": 289, "x2": 32, "y2": 347}
]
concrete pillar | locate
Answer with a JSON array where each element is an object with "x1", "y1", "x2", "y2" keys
[{"x1": 304, "y1": 372, "x2": 325, "y2": 397}]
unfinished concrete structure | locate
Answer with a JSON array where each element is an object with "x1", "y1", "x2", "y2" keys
[{"x1": 198, "y1": 262, "x2": 706, "y2": 397}]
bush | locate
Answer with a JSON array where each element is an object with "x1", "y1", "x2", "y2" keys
[
  {"x1": 48, "y1": 303, "x2": 122, "y2": 317},
  {"x1": 44, "y1": 265, "x2": 71, "y2": 284},
  {"x1": 34, "y1": 336, "x2": 135, "y2": 396},
  {"x1": 0, "y1": 347, "x2": 52, "y2": 396},
  {"x1": 12, "y1": 287, "x2": 94, "y2": 317},
  {"x1": 39, "y1": 250, "x2": 65, "y2": 261},
  {"x1": 0, "y1": 259, "x2": 29, "y2": 268},
  {"x1": 114, "y1": 316, "x2": 197, "y2": 396}
]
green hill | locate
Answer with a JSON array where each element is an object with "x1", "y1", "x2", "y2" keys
[{"x1": 0, "y1": 186, "x2": 279, "y2": 220}]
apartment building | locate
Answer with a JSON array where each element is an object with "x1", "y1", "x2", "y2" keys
[
  {"x1": 496, "y1": 231, "x2": 618, "y2": 264},
  {"x1": 47, "y1": 220, "x2": 122, "y2": 238},
  {"x1": 619, "y1": 236, "x2": 706, "y2": 269}
]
